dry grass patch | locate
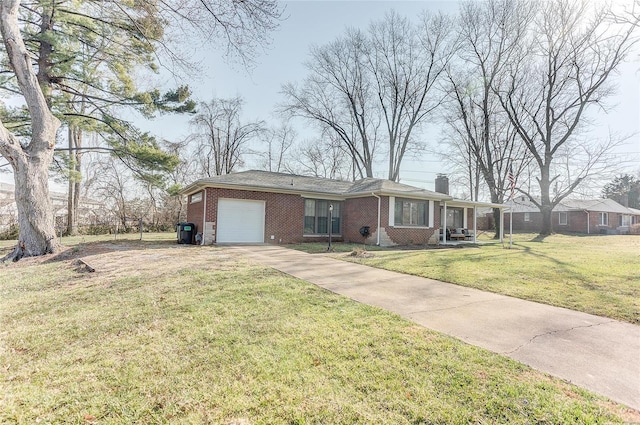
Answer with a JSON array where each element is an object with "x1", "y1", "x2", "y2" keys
[{"x1": 1, "y1": 238, "x2": 637, "y2": 423}]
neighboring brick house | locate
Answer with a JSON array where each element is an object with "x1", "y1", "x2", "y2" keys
[
  {"x1": 180, "y1": 170, "x2": 505, "y2": 246},
  {"x1": 503, "y1": 196, "x2": 640, "y2": 234}
]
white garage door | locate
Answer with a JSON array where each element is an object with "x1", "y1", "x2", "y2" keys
[{"x1": 217, "y1": 199, "x2": 265, "y2": 243}]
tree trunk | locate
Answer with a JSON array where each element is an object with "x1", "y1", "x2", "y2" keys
[
  {"x1": 9, "y1": 154, "x2": 60, "y2": 260},
  {"x1": 540, "y1": 205, "x2": 553, "y2": 236},
  {"x1": 492, "y1": 207, "x2": 502, "y2": 239},
  {"x1": 66, "y1": 125, "x2": 82, "y2": 235},
  {"x1": 1, "y1": 0, "x2": 61, "y2": 261},
  {"x1": 538, "y1": 161, "x2": 553, "y2": 236}
]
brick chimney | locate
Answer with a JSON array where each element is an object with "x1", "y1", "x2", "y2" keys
[{"x1": 435, "y1": 174, "x2": 449, "y2": 195}]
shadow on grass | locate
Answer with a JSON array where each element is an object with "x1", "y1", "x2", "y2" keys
[
  {"x1": 530, "y1": 234, "x2": 549, "y2": 242},
  {"x1": 41, "y1": 238, "x2": 188, "y2": 264}
]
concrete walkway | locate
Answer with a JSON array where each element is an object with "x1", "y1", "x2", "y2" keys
[{"x1": 229, "y1": 245, "x2": 640, "y2": 411}]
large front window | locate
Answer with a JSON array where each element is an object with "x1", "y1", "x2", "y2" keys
[
  {"x1": 619, "y1": 215, "x2": 631, "y2": 227},
  {"x1": 395, "y1": 198, "x2": 428, "y2": 226},
  {"x1": 304, "y1": 199, "x2": 341, "y2": 235}
]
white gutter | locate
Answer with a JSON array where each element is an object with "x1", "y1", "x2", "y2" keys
[{"x1": 372, "y1": 193, "x2": 381, "y2": 246}]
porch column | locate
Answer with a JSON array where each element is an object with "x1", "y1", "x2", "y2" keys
[
  {"x1": 473, "y1": 206, "x2": 477, "y2": 243},
  {"x1": 499, "y1": 207, "x2": 504, "y2": 243},
  {"x1": 443, "y1": 202, "x2": 448, "y2": 243}
]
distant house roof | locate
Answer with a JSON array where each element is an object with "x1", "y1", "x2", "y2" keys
[
  {"x1": 560, "y1": 198, "x2": 634, "y2": 214},
  {"x1": 508, "y1": 195, "x2": 636, "y2": 214},
  {"x1": 180, "y1": 170, "x2": 454, "y2": 201}
]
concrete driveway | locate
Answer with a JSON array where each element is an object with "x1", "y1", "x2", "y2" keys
[{"x1": 230, "y1": 245, "x2": 640, "y2": 411}]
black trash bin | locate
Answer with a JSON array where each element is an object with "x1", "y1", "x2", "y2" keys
[{"x1": 177, "y1": 222, "x2": 196, "y2": 244}]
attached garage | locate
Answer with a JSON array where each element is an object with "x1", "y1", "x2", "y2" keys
[{"x1": 216, "y1": 198, "x2": 265, "y2": 243}]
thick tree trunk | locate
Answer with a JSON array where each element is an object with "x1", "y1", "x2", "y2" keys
[
  {"x1": 1, "y1": 0, "x2": 62, "y2": 261},
  {"x1": 540, "y1": 206, "x2": 553, "y2": 236},
  {"x1": 538, "y1": 162, "x2": 553, "y2": 236},
  {"x1": 9, "y1": 154, "x2": 60, "y2": 260},
  {"x1": 492, "y1": 207, "x2": 502, "y2": 239}
]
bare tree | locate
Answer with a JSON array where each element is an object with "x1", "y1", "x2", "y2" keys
[
  {"x1": 162, "y1": 138, "x2": 200, "y2": 224},
  {"x1": 92, "y1": 159, "x2": 135, "y2": 231},
  {"x1": 282, "y1": 12, "x2": 455, "y2": 182},
  {"x1": 444, "y1": 0, "x2": 534, "y2": 236},
  {"x1": 286, "y1": 133, "x2": 353, "y2": 180},
  {"x1": 281, "y1": 29, "x2": 378, "y2": 179},
  {"x1": 497, "y1": 0, "x2": 639, "y2": 235},
  {"x1": 191, "y1": 97, "x2": 264, "y2": 176},
  {"x1": 367, "y1": 11, "x2": 455, "y2": 181},
  {"x1": 257, "y1": 123, "x2": 296, "y2": 173}
]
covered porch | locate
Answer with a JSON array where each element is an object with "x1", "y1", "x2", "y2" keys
[{"x1": 439, "y1": 199, "x2": 507, "y2": 245}]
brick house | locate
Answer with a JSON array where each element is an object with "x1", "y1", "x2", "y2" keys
[
  {"x1": 180, "y1": 170, "x2": 506, "y2": 246},
  {"x1": 503, "y1": 196, "x2": 640, "y2": 234}
]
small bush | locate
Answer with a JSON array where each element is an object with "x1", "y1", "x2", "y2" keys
[
  {"x1": 0, "y1": 225, "x2": 18, "y2": 240},
  {"x1": 630, "y1": 223, "x2": 640, "y2": 235}
]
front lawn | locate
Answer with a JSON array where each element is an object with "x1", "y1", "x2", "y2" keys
[
  {"x1": 1, "y1": 239, "x2": 636, "y2": 423},
  {"x1": 341, "y1": 233, "x2": 640, "y2": 324}
]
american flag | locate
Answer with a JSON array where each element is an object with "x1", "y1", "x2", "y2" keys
[{"x1": 508, "y1": 165, "x2": 516, "y2": 200}]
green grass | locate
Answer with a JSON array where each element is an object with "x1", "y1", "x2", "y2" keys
[
  {"x1": 0, "y1": 239, "x2": 635, "y2": 424},
  {"x1": 339, "y1": 233, "x2": 640, "y2": 324}
]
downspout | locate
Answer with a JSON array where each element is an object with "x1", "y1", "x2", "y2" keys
[
  {"x1": 586, "y1": 210, "x2": 590, "y2": 234},
  {"x1": 372, "y1": 193, "x2": 381, "y2": 246},
  {"x1": 202, "y1": 190, "x2": 207, "y2": 245}
]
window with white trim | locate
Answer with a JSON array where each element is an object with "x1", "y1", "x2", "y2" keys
[
  {"x1": 524, "y1": 212, "x2": 531, "y2": 222},
  {"x1": 619, "y1": 215, "x2": 631, "y2": 227},
  {"x1": 394, "y1": 198, "x2": 428, "y2": 226},
  {"x1": 190, "y1": 192, "x2": 203, "y2": 203},
  {"x1": 598, "y1": 212, "x2": 608, "y2": 226},
  {"x1": 558, "y1": 212, "x2": 567, "y2": 225}
]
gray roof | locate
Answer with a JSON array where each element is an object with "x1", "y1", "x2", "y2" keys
[
  {"x1": 561, "y1": 198, "x2": 634, "y2": 214},
  {"x1": 346, "y1": 177, "x2": 447, "y2": 198},
  {"x1": 508, "y1": 196, "x2": 636, "y2": 214},
  {"x1": 180, "y1": 170, "x2": 452, "y2": 200}
]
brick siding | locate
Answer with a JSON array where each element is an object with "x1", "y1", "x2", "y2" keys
[
  {"x1": 502, "y1": 210, "x2": 627, "y2": 234},
  {"x1": 186, "y1": 188, "x2": 444, "y2": 245},
  {"x1": 185, "y1": 192, "x2": 205, "y2": 237},
  {"x1": 343, "y1": 196, "x2": 379, "y2": 243}
]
